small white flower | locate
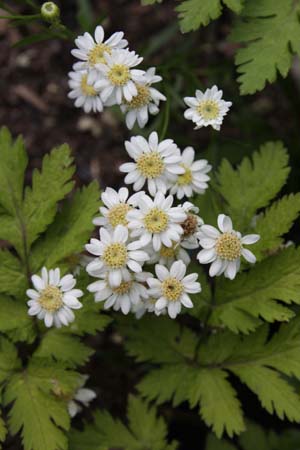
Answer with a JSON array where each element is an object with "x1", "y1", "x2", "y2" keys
[
  {"x1": 147, "y1": 261, "x2": 201, "y2": 319},
  {"x1": 27, "y1": 268, "x2": 83, "y2": 328},
  {"x1": 197, "y1": 214, "x2": 260, "y2": 280},
  {"x1": 93, "y1": 187, "x2": 142, "y2": 230},
  {"x1": 85, "y1": 225, "x2": 149, "y2": 287},
  {"x1": 68, "y1": 70, "x2": 103, "y2": 113},
  {"x1": 145, "y1": 241, "x2": 191, "y2": 268},
  {"x1": 68, "y1": 376, "x2": 96, "y2": 418},
  {"x1": 180, "y1": 202, "x2": 203, "y2": 250},
  {"x1": 184, "y1": 85, "x2": 232, "y2": 131},
  {"x1": 132, "y1": 297, "x2": 167, "y2": 319},
  {"x1": 127, "y1": 192, "x2": 187, "y2": 252},
  {"x1": 88, "y1": 270, "x2": 150, "y2": 314},
  {"x1": 71, "y1": 25, "x2": 128, "y2": 71},
  {"x1": 169, "y1": 147, "x2": 212, "y2": 199},
  {"x1": 120, "y1": 67, "x2": 166, "y2": 129},
  {"x1": 120, "y1": 131, "x2": 184, "y2": 196},
  {"x1": 94, "y1": 49, "x2": 145, "y2": 104}
]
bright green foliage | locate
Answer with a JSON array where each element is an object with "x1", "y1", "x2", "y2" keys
[
  {"x1": 3, "y1": 360, "x2": 80, "y2": 450},
  {"x1": 142, "y1": 0, "x2": 162, "y2": 4},
  {"x1": 210, "y1": 247, "x2": 300, "y2": 333},
  {"x1": 231, "y1": 0, "x2": 300, "y2": 94},
  {"x1": 216, "y1": 141, "x2": 290, "y2": 230},
  {"x1": 22, "y1": 144, "x2": 75, "y2": 249},
  {"x1": 34, "y1": 330, "x2": 94, "y2": 368},
  {"x1": 69, "y1": 395, "x2": 178, "y2": 450},
  {"x1": 176, "y1": 0, "x2": 244, "y2": 33},
  {"x1": 0, "y1": 296, "x2": 35, "y2": 343},
  {"x1": 31, "y1": 181, "x2": 100, "y2": 271},
  {"x1": 123, "y1": 315, "x2": 300, "y2": 437},
  {"x1": 0, "y1": 337, "x2": 21, "y2": 384},
  {"x1": 0, "y1": 414, "x2": 7, "y2": 445},
  {"x1": 0, "y1": 250, "x2": 27, "y2": 297}
]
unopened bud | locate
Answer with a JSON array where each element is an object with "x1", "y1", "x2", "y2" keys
[{"x1": 41, "y1": 2, "x2": 60, "y2": 23}]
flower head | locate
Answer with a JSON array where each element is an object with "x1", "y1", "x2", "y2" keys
[
  {"x1": 88, "y1": 270, "x2": 150, "y2": 314},
  {"x1": 68, "y1": 70, "x2": 103, "y2": 113},
  {"x1": 120, "y1": 131, "x2": 184, "y2": 196},
  {"x1": 184, "y1": 85, "x2": 232, "y2": 131},
  {"x1": 68, "y1": 376, "x2": 96, "y2": 418},
  {"x1": 127, "y1": 192, "x2": 187, "y2": 251},
  {"x1": 94, "y1": 49, "x2": 145, "y2": 104},
  {"x1": 85, "y1": 225, "x2": 149, "y2": 287},
  {"x1": 180, "y1": 202, "x2": 203, "y2": 250},
  {"x1": 169, "y1": 147, "x2": 212, "y2": 199},
  {"x1": 27, "y1": 267, "x2": 83, "y2": 328},
  {"x1": 147, "y1": 261, "x2": 201, "y2": 319},
  {"x1": 120, "y1": 67, "x2": 166, "y2": 129},
  {"x1": 93, "y1": 187, "x2": 142, "y2": 230},
  {"x1": 197, "y1": 214, "x2": 260, "y2": 280},
  {"x1": 71, "y1": 25, "x2": 128, "y2": 71}
]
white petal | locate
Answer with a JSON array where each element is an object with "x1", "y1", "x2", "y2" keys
[
  {"x1": 241, "y1": 234, "x2": 260, "y2": 245},
  {"x1": 242, "y1": 248, "x2": 256, "y2": 263},
  {"x1": 218, "y1": 214, "x2": 233, "y2": 233}
]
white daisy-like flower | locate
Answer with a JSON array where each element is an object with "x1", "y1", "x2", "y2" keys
[
  {"x1": 119, "y1": 131, "x2": 184, "y2": 197},
  {"x1": 184, "y1": 85, "x2": 232, "y2": 131},
  {"x1": 144, "y1": 241, "x2": 191, "y2": 268},
  {"x1": 127, "y1": 192, "x2": 187, "y2": 252},
  {"x1": 147, "y1": 261, "x2": 201, "y2": 319},
  {"x1": 88, "y1": 270, "x2": 150, "y2": 314},
  {"x1": 68, "y1": 69, "x2": 103, "y2": 113},
  {"x1": 85, "y1": 225, "x2": 149, "y2": 287},
  {"x1": 94, "y1": 49, "x2": 145, "y2": 104},
  {"x1": 26, "y1": 268, "x2": 83, "y2": 328},
  {"x1": 132, "y1": 297, "x2": 167, "y2": 319},
  {"x1": 120, "y1": 67, "x2": 166, "y2": 129},
  {"x1": 71, "y1": 25, "x2": 128, "y2": 71},
  {"x1": 180, "y1": 202, "x2": 203, "y2": 250},
  {"x1": 68, "y1": 376, "x2": 96, "y2": 418},
  {"x1": 197, "y1": 214, "x2": 260, "y2": 280},
  {"x1": 169, "y1": 147, "x2": 212, "y2": 199},
  {"x1": 93, "y1": 187, "x2": 142, "y2": 230}
]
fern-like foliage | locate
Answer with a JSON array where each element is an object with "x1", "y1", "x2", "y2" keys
[
  {"x1": 231, "y1": 0, "x2": 300, "y2": 94},
  {"x1": 69, "y1": 395, "x2": 178, "y2": 450}
]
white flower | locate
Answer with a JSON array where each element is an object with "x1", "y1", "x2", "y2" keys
[
  {"x1": 93, "y1": 187, "x2": 142, "y2": 230},
  {"x1": 127, "y1": 192, "x2": 187, "y2": 252},
  {"x1": 169, "y1": 147, "x2": 212, "y2": 199},
  {"x1": 180, "y1": 202, "x2": 203, "y2": 250},
  {"x1": 147, "y1": 261, "x2": 201, "y2": 319},
  {"x1": 120, "y1": 67, "x2": 166, "y2": 129},
  {"x1": 88, "y1": 270, "x2": 150, "y2": 314},
  {"x1": 132, "y1": 297, "x2": 166, "y2": 319},
  {"x1": 85, "y1": 225, "x2": 149, "y2": 287},
  {"x1": 94, "y1": 49, "x2": 145, "y2": 104},
  {"x1": 197, "y1": 214, "x2": 260, "y2": 280},
  {"x1": 68, "y1": 70, "x2": 103, "y2": 113},
  {"x1": 184, "y1": 85, "x2": 232, "y2": 131},
  {"x1": 71, "y1": 25, "x2": 128, "y2": 71},
  {"x1": 120, "y1": 131, "x2": 184, "y2": 196},
  {"x1": 27, "y1": 268, "x2": 83, "y2": 328},
  {"x1": 68, "y1": 376, "x2": 96, "y2": 418}
]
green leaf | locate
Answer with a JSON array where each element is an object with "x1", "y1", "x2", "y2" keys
[
  {"x1": 141, "y1": 0, "x2": 163, "y2": 4},
  {"x1": 0, "y1": 250, "x2": 27, "y2": 297},
  {"x1": 23, "y1": 144, "x2": 74, "y2": 249},
  {"x1": 251, "y1": 194, "x2": 300, "y2": 260},
  {"x1": 176, "y1": 0, "x2": 244, "y2": 33},
  {"x1": 34, "y1": 330, "x2": 93, "y2": 368},
  {"x1": 216, "y1": 141, "x2": 290, "y2": 230},
  {"x1": 206, "y1": 434, "x2": 237, "y2": 450},
  {"x1": 0, "y1": 414, "x2": 7, "y2": 445},
  {"x1": 211, "y1": 247, "x2": 300, "y2": 333},
  {"x1": 0, "y1": 296, "x2": 35, "y2": 343},
  {"x1": 31, "y1": 182, "x2": 100, "y2": 271},
  {"x1": 0, "y1": 337, "x2": 21, "y2": 384},
  {"x1": 231, "y1": 0, "x2": 300, "y2": 94}
]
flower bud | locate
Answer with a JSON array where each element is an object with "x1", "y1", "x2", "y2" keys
[{"x1": 41, "y1": 2, "x2": 60, "y2": 23}]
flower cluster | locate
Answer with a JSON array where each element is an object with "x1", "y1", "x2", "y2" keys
[{"x1": 68, "y1": 25, "x2": 166, "y2": 129}]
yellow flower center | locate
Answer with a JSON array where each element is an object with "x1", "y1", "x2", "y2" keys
[
  {"x1": 88, "y1": 43, "x2": 111, "y2": 66},
  {"x1": 162, "y1": 277, "x2": 184, "y2": 302},
  {"x1": 144, "y1": 208, "x2": 168, "y2": 233},
  {"x1": 215, "y1": 232, "x2": 242, "y2": 261},
  {"x1": 80, "y1": 74, "x2": 97, "y2": 96},
  {"x1": 182, "y1": 214, "x2": 198, "y2": 237},
  {"x1": 112, "y1": 280, "x2": 133, "y2": 295},
  {"x1": 108, "y1": 204, "x2": 131, "y2": 228},
  {"x1": 125, "y1": 84, "x2": 151, "y2": 109},
  {"x1": 197, "y1": 99, "x2": 220, "y2": 120},
  {"x1": 102, "y1": 243, "x2": 127, "y2": 269},
  {"x1": 39, "y1": 286, "x2": 63, "y2": 312},
  {"x1": 160, "y1": 243, "x2": 179, "y2": 258},
  {"x1": 108, "y1": 64, "x2": 130, "y2": 86},
  {"x1": 136, "y1": 152, "x2": 164, "y2": 179},
  {"x1": 177, "y1": 164, "x2": 193, "y2": 186}
]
